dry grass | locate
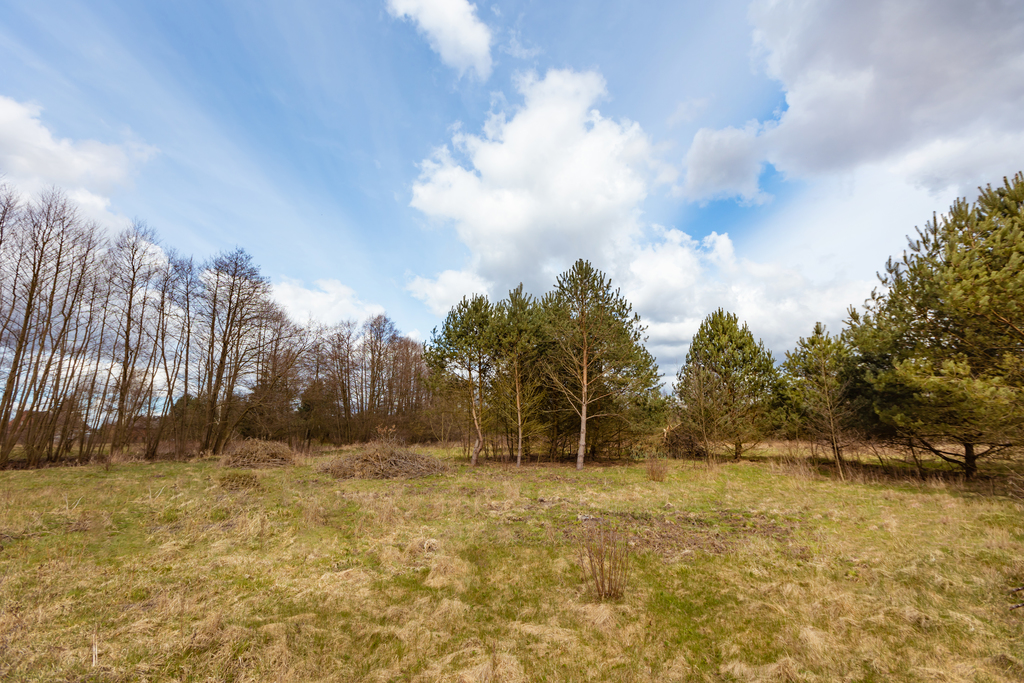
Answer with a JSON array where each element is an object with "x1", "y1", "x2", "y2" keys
[
  {"x1": 222, "y1": 439, "x2": 294, "y2": 468},
  {"x1": 645, "y1": 455, "x2": 668, "y2": 482},
  {"x1": 1, "y1": 446, "x2": 1023, "y2": 681}
]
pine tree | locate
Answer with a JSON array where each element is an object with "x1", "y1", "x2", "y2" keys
[
  {"x1": 847, "y1": 173, "x2": 1024, "y2": 477},
  {"x1": 782, "y1": 323, "x2": 856, "y2": 478},
  {"x1": 424, "y1": 294, "x2": 494, "y2": 465},
  {"x1": 543, "y1": 260, "x2": 659, "y2": 470},
  {"x1": 674, "y1": 309, "x2": 777, "y2": 458},
  {"x1": 491, "y1": 284, "x2": 543, "y2": 466}
]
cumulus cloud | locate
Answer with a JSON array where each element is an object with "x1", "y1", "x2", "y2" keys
[
  {"x1": 387, "y1": 0, "x2": 493, "y2": 80},
  {"x1": 681, "y1": 123, "x2": 768, "y2": 204},
  {"x1": 407, "y1": 268, "x2": 492, "y2": 316},
  {"x1": 408, "y1": 68, "x2": 664, "y2": 297},
  {"x1": 403, "y1": 67, "x2": 877, "y2": 376},
  {"x1": 682, "y1": 0, "x2": 1024, "y2": 201},
  {"x1": 273, "y1": 277, "x2": 385, "y2": 325},
  {"x1": 0, "y1": 95, "x2": 155, "y2": 224},
  {"x1": 617, "y1": 227, "x2": 872, "y2": 378}
]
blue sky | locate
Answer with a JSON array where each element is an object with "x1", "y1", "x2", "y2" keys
[{"x1": 2, "y1": 0, "x2": 1023, "y2": 378}]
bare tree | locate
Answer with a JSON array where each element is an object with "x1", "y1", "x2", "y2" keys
[
  {"x1": 106, "y1": 222, "x2": 162, "y2": 455},
  {"x1": 0, "y1": 190, "x2": 107, "y2": 465}
]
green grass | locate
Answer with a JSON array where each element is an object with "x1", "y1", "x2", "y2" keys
[{"x1": 1, "y1": 448, "x2": 1022, "y2": 681}]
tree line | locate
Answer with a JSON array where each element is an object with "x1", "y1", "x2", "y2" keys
[
  {"x1": 0, "y1": 184, "x2": 428, "y2": 466},
  {"x1": 1, "y1": 172, "x2": 1021, "y2": 477}
]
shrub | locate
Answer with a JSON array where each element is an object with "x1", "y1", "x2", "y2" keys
[
  {"x1": 646, "y1": 455, "x2": 668, "y2": 482},
  {"x1": 577, "y1": 522, "x2": 629, "y2": 600},
  {"x1": 663, "y1": 426, "x2": 709, "y2": 459}
]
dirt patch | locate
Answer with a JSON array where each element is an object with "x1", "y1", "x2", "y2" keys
[
  {"x1": 625, "y1": 509, "x2": 797, "y2": 556},
  {"x1": 562, "y1": 509, "x2": 799, "y2": 557}
]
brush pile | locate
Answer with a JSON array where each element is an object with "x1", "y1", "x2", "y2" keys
[
  {"x1": 218, "y1": 471, "x2": 260, "y2": 490},
  {"x1": 222, "y1": 439, "x2": 295, "y2": 469},
  {"x1": 318, "y1": 429, "x2": 448, "y2": 480}
]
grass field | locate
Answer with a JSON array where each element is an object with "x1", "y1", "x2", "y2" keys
[{"x1": 1, "y1": 446, "x2": 1022, "y2": 682}]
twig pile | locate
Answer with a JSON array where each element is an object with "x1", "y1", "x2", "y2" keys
[
  {"x1": 318, "y1": 439, "x2": 448, "y2": 480},
  {"x1": 218, "y1": 471, "x2": 260, "y2": 490},
  {"x1": 222, "y1": 439, "x2": 294, "y2": 469}
]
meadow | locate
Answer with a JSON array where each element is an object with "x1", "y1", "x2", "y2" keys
[{"x1": 1, "y1": 446, "x2": 1022, "y2": 682}]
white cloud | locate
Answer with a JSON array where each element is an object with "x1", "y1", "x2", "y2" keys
[
  {"x1": 387, "y1": 0, "x2": 493, "y2": 80},
  {"x1": 0, "y1": 95, "x2": 155, "y2": 225},
  {"x1": 407, "y1": 268, "x2": 492, "y2": 316},
  {"x1": 408, "y1": 68, "x2": 664, "y2": 297},
  {"x1": 666, "y1": 97, "x2": 709, "y2": 127},
  {"x1": 681, "y1": 122, "x2": 768, "y2": 204},
  {"x1": 403, "y1": 67, "x2": 880, "y2": 377},
  {"x1": 501, "y1": 30, "x2": 542, "y2": 60},
  {"x1": 618, "y1": 226, "x2": 872, "y2": 378},
  {"x1": 682, "y1": 0, "x2": 1024, "y2": 201},
  {"x1": 273, "y1": 277, "x2": 385, "y2": 325},
  {"x1": 745, "y1": 163, "x2": 959, "y2": 283}
]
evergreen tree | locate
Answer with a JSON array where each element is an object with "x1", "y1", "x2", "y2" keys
[
  {"x1": 491, "y1": 284, "x2": 544, "y2": 466},
  {"x1": 674, "y1": 309, "x2": 777, "y2": 458},
  {"x1": 424, "y1": 294, "x2": 494, "y2": 465},
  {"x1": 847, "y1": 173, "x2": 1024, "y2": 477},
  {"x1": 543, "y1": 260, "x2": 659, "y2": 470},
  {"x1": 782, "y1": 323, "x2": 856, "y2": 478}
]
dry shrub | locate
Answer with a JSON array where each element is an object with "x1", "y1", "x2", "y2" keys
[
  {"x1": 218, "y1": 471, "x2": 260, "y2": 491},
  {"x1": 646, "y1": 455, "x2": 668, "y2": 482},
  {"x1": 318, "y1": 428, "x2": 448, "y2": 480},
  {"x1": 222, "y1": 439, "x2": 294, "y2": 469},
  {"x1": 577, "y1": 522, "x2": 629, "y2": 601}
]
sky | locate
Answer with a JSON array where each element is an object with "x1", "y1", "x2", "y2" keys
[{"x1": 1, "y1": 0, "x2": 1023, "y2": 381}]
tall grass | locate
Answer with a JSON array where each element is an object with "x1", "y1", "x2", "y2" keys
[{"x1": 645, "y1": 455, "x2": 668, "y2": 482}]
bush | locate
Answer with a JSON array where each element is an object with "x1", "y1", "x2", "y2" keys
[
  {"x1": 577, "y1": 522, "x2": 629, "y2": 600},
  {"x1": 664, "y1": 427, "x2": 709, "y2": 459}
]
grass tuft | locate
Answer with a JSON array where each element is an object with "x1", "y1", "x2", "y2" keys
[{"x1": 645, "y1": 455, "x2": 668, "y2": 482}]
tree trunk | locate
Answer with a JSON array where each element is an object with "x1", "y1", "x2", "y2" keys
[
  {"x1": 576, "y1": 396, "x2": 587, "y2": 470},
  {"x1": 515, "y1": 370, "x2": 523, "y2": 467},
  {"x1": 964, "y1": 442, "x2": 977, "y2": 480},
  {"x1": 469, "y1": 367, "x2": 481, "y2": 466}
]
